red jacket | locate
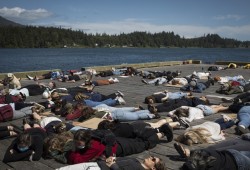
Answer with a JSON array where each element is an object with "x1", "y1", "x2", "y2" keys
[{"x1": 68, "y1": 139, "x2": 117, "y2": 164}]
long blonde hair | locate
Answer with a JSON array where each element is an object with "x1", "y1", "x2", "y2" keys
[
  {"x1": 175, "y1": 128, "x2": 212, "y2": 146},
  {"x1": 44, "y1": 132, "x2": 73, "y2": 154}
]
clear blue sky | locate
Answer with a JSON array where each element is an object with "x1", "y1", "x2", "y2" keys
[{"x1": 1, "y1": 0, "x2": 250, "y2": 41}]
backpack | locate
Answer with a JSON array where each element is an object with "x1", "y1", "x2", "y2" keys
[
  {"x1": 0, "y1": 105, "x2": 14, "y2": 122},
  {"x1": 90, "y1": 129, "x2": 116, "y2": 157}
]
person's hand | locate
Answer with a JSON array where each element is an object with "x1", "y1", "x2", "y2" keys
[
  {"x1": 105, "y1": 156, "x2": 116, "y2": 167},
  {"x1": 10, "y1": 149, "x2": 14, "y2": 154}
]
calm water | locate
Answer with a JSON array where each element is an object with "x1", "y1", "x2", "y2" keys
[{"x1": 0, "y1": 48, "x2": 250, "y2": 73}]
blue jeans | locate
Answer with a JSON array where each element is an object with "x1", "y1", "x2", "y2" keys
[
  {"x1": 93, "y1": 104, "x2": 153, "y2": 121},
  {"x1": 237, "y1": 106, "x2": 250, "y2": 128},
  {"x1": 225, "y1": 149, "x2": 250, "y2": 169},
  {"x1": 112, "y1": 109, "x2": 153, "y2": 121},
  {"x1": 215, "y1": 118, "x2": 235, "y2": 130},
  {"x1": 168, "y1": 92, "x2": 188, "y2": 100},
  {"x1": 84, "y1": 98, "x2": 117, "y2": 107},
  {"x1": 196, "y1": 105, "x2": 215, "y2": 116}
]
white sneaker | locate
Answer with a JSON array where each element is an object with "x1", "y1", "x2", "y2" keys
[
  {"x1": 108, "y1": 77, "x2": 114, "y2": 81},
  {"x1": 113, "y1": 78, "x2": 119, "y2": 83},
  {"x1": 116, "y1": 96, "x2": 126, "y2": 105},
  {"x1": 116, "y1": 90, "x2": 124, "y2": 97},
  {"x1": 26, "y1": 75, "x2": 34, "y2": 80}
]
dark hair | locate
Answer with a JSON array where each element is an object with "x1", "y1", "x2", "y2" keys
[
  {"x1": 97, "y1": 120, "x2": 116, "y2": 130},
  {"x1": 174, "y1": 108, "x2": 189, "y2": 118},
  {"x1": 155, "y1": 158, "x2": 167, "y2": 170},
  {"x1": 181, "y1": 150, "x2": 216, "y2": 170},
  {"x1": 53, "y1": 122, "x2": 67, "y2": 134},
  {"x1": 16, "y1": 132, "x2": 32, "y2": 146},
  {"x1": 145, "y1": 96, "x2": 156, "y2": 104},
  {"x1": 74, "y1": 129, "x2": 92, "y2": 148}
]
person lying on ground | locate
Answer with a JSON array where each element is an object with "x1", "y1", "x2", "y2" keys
[
  {"x1": 185, "y1": 71, "x2": 211, "y2": 79},
  {"x1": 0, "y1": 102, "x2": 45, "y2": 122},
  {"x1": 216, "y1": 80, "x2": 250, "y2": 95},
  {"x1": 180, "y1": 77, "x2": 214, "y2": 93},
  {"x1": 175, "y1": 121, "x2": 225, "y2": 146},
  {"x1": 58, "y1": 73, "x2": 91, "y2": 83},
  {"x1": 213, "y1": 75, "x2": 247, "y2": 85},
  {"x1": 81, "y1": 77, "x2": 119, "y2": 86},
  {"x1": 174, "y1": 134, "x2": 250, "y2": 170},
  {"x1": 97, "y1": 119, "x2": 186, "y2": 139},
  {"x1": 3, "y1": 122, "x2": 47, "y2": 163},
  {"x1": 140, "y1": 70, "x2": 181, "y2": 80},
  {"x1": 168, "y1": 104, "x2": 229, "y2": 123},
  {"x1": 144, "y1": 91, "x2": 192, "y2": 104},
  {"x1": 166, "y1": 77, "x2": 188, "y2": 86},
  {"x1": 148, "y1": 96, "x2": 210, "y2": 113},
  {"x1": 0, "y1": 92, "x2": 26, "y2": 104},
  {"x1": 67, "y1": 123, "x2": 172, "y2": 164},
  {"x1": 98, "y1": 155, "x2": 166, "y2": 170},
  {"x1": 141, "y1": 77, "x2": 168, "y2": 86},
  {"x1": 13, "y1": 81, "x2": 57, "y2": 97},
  {"x1": 26, "y1": 71, "x2": 63, "y2": 81},
  {"x1": 222, "y1": 91, "x2": 250, "y2": 104},
  {"x1": 92, "y1": 104, "x2": 160, "y2": 121}
]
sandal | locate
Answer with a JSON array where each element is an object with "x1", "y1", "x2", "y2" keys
[{"x1": 174, "y1": 143, "x2": 188, "y2": 158}]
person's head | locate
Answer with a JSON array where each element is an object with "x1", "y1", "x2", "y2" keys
[
  {"x1": 97, "y1": 120, "x2": 115, "y2": 130},
  {"x1": 181, "y1": 150, "x2": 216, "y2": 170},
  {"x1": 199, "y1": 96, "x2": 210, "y2": 105},
  {"x1": 145, "y1": 96, "x2": 156, "y2": 104},
  {"x1": 7, "y1": 73, "x2": 14, "y2": 80},
  {"x1": 174, "y1": 108, "x2": 189, "y2": 118},
  {"x1": 74, "y1": 129, "x2": 92, "y2": 150},
  {"x1": 213, "y1": 76, "x2": 221, "y2": 82},
  {"x1": 175, "y1": 128, "x2": 211, "y2": 146},
  {"x1": 171, "y1": 79, "x2": 180, "y2": 85},
  {"x1": 53, "y1": 122, "x2": 67, "y2": 134},
  {"x1": 16, "y1": 132, "x2": 32, "y2": 152},
  {"x1": 51, "y1": 91, "x2": 60, "y2": 101},
  {"x1": 48, "y1": 81, "x2": 56, "y2": 89},
  {"x1": 143, "y1": 156, "x2": 166, "y2": 170},
  {"x1": 44, "y1": 132, "x2": 73, "y2": 156}
]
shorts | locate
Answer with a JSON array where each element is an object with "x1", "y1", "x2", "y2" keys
[{"x1": 196, "y1": 104, "x2": 215, "y2": 116}]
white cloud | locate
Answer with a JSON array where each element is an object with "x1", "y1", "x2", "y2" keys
[
  {"x1": 213, "y1": 14, "x2": 244, "y2": 21},
  {"x1": 42, "y1": 19, "x2": 250, "y2": 41},
  {"x1": 0, "y1": 7, "x2": 52, "y2": 21}
]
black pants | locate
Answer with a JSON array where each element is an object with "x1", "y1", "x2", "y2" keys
[
  {"x1": 0, "y1": 126, "x2": 10, "y2": 139},
  {"x1": 156, "y1": 99, "x2": 190, "y2": 112},
  {"x1": 235, "y1": 92, "x2": 250, "y2": 103}
]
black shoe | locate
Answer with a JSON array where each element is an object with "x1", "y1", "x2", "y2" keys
[
  {"x1": 159, "y1": 124, "x2": 173, "y2": 142},
  {"x1": 138, "y1": 105, "x2": 145, "y2": 110},
  {"x1": 155, "y1": 80, "x2": 159, "y2": 86},
  {"x1": 154, "y1": 113, "x2": 161, "y2": 119},
  {"x1": 178, "y1": 118, "x2": 190, "y2": 128}
]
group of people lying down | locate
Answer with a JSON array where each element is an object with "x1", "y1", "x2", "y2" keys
[{"x1": 0, "y1": 66, "x2": 250, "y2": 170}]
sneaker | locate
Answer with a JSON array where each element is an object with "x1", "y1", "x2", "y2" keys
[
  {"x1": 108, "y1": 77, "x2": 114, "y2": 81},
  {"x1": 116, "y1": 96, "x2": 126, "y2": 105},
  {"x1": 141, "y1": 79, "x2": 148, "y2": 84},
  {"x1": 238, "y1": 125, "x2": 250, "y2": 134},
  {"x1": 116, "y1": 90, "x2": 124, "y2": 97},
  {"x1": 178, "y1": 118, "x2": 190, "y2": 128},
  {"x1": 221, "y1": 114, "x2": 232, "y2": 122},
  {"x1": 113, "y1": 78, "x2": 119, "y2": 83},
  {"x1": 155, "y1": 80, "x2": 160, "y2": 86},
  {"x1": 26, "y1": 75, "x2": 34, "y2": 80},
  {"x1": 159, "y1": 124, "x2": 173, "y2": 142}
]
